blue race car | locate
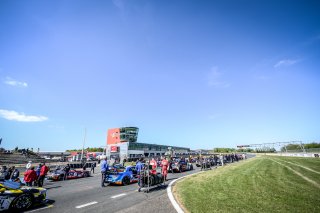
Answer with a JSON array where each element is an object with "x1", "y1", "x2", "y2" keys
[{"x1": 105, "y1": 165, "x2": 138, "y2": 185}]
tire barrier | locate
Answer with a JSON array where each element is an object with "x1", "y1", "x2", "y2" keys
[{"x1": 139, "y1": 173, "x2": 164, "y2": 187}]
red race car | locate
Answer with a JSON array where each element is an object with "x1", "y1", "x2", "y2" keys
[
  {"x1": 66, "y1": 170, "x2": 91, "y2": 179},
  {"x1": 47, "y1": 169, "x2": 90, "y2": 181}
]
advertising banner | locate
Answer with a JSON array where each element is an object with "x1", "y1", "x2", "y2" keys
[{"x1": 110, "y1": 146, "x2": 118, "y2": 153}]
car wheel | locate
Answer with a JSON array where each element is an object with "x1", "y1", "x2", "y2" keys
[
  {"x1": 59, "y1": 175, "x2": 64, "y2": 181},
  {"x1": 159, "y1": 175, "x2": 164, "y2": 184},
  {"x1": 10, "y1": 193, "x2": 33, "y2": 211},
  {"x1": 104, "y1": 177, "x2": 111, "y2": 186},
  {"x1": 149, "y1": 176, "x2": 155, "y2": 186},
  {"x1": 122, "y1": 176, "x2": 130, "y2": 186},
  {"x1": 84, "y1": 172, "x2": 88, "y2": 177}
]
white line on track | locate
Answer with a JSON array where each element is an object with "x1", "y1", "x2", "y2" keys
[
  {"x1": 111, "y1": 193, "x2": 126, "y2": 199},
  {"x1": 75, "y1": 201, "x2": 98, "y2": 209},
  {"x1": 168, "y1": 171, "x2": 204, "y2": 213},
  {"x1": 27, "y1": 205, "x2": 53, "y2": 212}
]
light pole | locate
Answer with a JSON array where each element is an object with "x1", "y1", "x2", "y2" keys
[{"x1": 81, "y1": 128, "x2": 87, "y2": 162}]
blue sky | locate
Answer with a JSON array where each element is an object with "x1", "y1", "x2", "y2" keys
[{"x1": 0, "y1": 0, "x2": 319, "y2": 151}]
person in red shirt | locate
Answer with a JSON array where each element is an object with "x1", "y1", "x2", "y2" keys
[
  {"x1": 38, "y1": 162, "x2": 49, "y2": 187},
  {"x1": 161, "y1": 156, "x2": 169, "y2": 183},
  {"x1": 149, "y1": 157, "x2": 157, "y2": 175},
  {"x1": 24, "y1": 166, "x2": 37, "y2": 186}
]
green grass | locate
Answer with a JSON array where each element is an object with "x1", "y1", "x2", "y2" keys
[
  {"x1": 273, "y1": 156, "x2": 320, "y2": 171},
  {"x1": 174, "y1": 156, "x2": 320, "y2": 213},
  {"x1": 269, "y1": 156, "x2": 320, "y2": 185}
]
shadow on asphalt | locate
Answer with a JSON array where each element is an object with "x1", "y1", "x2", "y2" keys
[
  {"x1": 46, "y1": 185, "x2": 62, "y2": 190},
  {"x1": 140, "y1": 184, "x2": 168, "y2": 193},
  {"x1": 166, "y1": 177, "x2": 178, "y2": 181},
  {"x1": 45, "y1": 199, "x2": 55, "y2": 205},
  {"x1": 23, "y1": 199, "x2": 56, "y2": 212},
  {"x1": 44, "y1": 181, "x2": 56, "y2": 185}
]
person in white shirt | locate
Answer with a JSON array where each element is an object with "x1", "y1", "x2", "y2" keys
[{"x1": 219, "y1": 155, "x2": 224, "y2": 166}]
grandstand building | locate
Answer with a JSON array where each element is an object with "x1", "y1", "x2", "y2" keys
[{"x1": 106, "y1": 127, "x2": 190, "y2": 160}]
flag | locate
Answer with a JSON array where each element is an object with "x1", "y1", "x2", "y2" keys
[{"x1": 0, "y1": 138, "x2": 2, "y2": 145}]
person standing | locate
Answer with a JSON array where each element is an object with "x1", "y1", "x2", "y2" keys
[
  {"x1": 219, "y1": 154, "x2": 224, "y2": 166},
  {"x1": 10, "y1": 166, "x2": 20, "y2": 181},
  {"x1": 135, "y1": 158, "x2": 144, "y2": 192},
  {"x1": 63, "y1": 164, "x2": 70, "y2": 180},
  {"x1": 100, "y1": 157, "x2": 109, "y2": 187},
  {"x1": 201, "y1": 158, "x2": 205, "y2": 171},
  {"x1": 24, "y1": 166, "x2": 37, "y2": 186},
  {"x1": 0, "y1": 166, "x2": 8, "y2": 181},
  {"x1": 122, "y1": 158, "x2": 127, "y2": 167},
  {"x1": 35, "y1": 164, "x2": 42, "y2": 186},
  {"x1": 82, "y1": 163, "x2": 87, "y2": 171},
  {"x1": 5, "y1": 166, "x2": 14, "y2": 180},
  {"x1": 149, "y1": 157, "x2": 157, "y2": 175},
  {"x1": 214, "y1": 155, "x2": 218, "y2": 167},
  {"x1": 169, "y1": 157, "x2": 174, "y2": 174},
  {"x1": 36, "y1": 164, "x2": 42, "y2": 177},
  {"x1": 38, "y1": 163, "x2": 49, "y2": 187},
  {"x1": 90, "y1": 162, "x2": 95, "y2": 174},
  {"x1": 161, "y1": 157, "x2": 169, "y2": 184}
]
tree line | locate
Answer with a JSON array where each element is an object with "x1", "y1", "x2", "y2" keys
[
  {"x1": 280, "y1": 142, "x2": 320, "y2": 152},
  {"x1": 213, "y1": 142, "x2": 319, "y2": 153}
]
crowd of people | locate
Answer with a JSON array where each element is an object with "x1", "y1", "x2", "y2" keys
[
  {"x1": 0, "y1": 165, "x2": 20, "y2": 181},
  {"x1": 195, "y1": 153, "x2": 246, "y2": 169},
  {"x1": 1, "y1": 153, "x2": 246, "y2": 191},
  {"x1": 22, "y1": 162, "x2": 49, "y2": 186},
  {"x1": 99, "y1": 153, "x2": 248, "y2": 191},
  {"x1": 100, "y1": 155, "x2": 171, "y2": 191},
  {"x1": 0, "y1": 161, "x2": 49, "y2": 187}
]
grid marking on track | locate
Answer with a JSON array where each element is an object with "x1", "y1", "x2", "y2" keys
[
  {"x1": 75, "y1": 201, "x2": 98, "y2": 208},
  {"x1": 270, "y1": 159, "x2": 320, "y2": 189}
]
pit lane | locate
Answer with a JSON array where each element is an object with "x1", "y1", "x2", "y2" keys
[{"x1": 25, "y1": 166, "x2": 203, "y2": 213}]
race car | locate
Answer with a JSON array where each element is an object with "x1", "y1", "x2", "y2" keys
[
  {"x1": 66, "y1": 170, "x2": 90, "y2": 179},
  {"x1": 170, "y1": 159, "x2": 193, "y2": 172},
  {"x1": 47, "y1": 169, "x2": 90, "y2": 181},
  {"x1": 105, "y1": 165, "x2": 138, "y2": 185},
  {"x1": 0, "y1": 181, "x2": 47, "y2": 211},
  {"x1": 46, "y1": 169, "x2": 66, "y2": 181}
]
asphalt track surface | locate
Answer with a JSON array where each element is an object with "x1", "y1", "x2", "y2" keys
[{"x1": 25, "y1": 166, "x2": 203, "y2": 213}]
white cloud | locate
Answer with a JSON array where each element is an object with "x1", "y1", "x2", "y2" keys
[
  {"x1": 4, "y1": 77, "x2": 28, "y2": 87},
  {"x1": 0, "y1": 109, "x2": 48, "y2": 122},
  {"x1": 207, "y1": 66, "x2": 230, "y2": 88},
  {"x1": 274, "y1": 59, "x2": 298, "y2": 68}
]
